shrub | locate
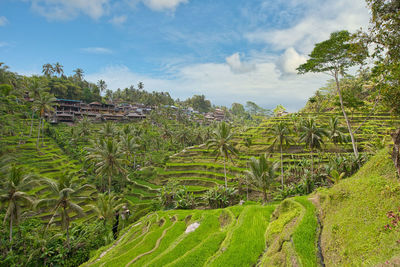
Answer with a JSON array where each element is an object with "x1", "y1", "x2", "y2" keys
[{"x1": 203, "y1": 186, "x2": 238, "y2": 209}]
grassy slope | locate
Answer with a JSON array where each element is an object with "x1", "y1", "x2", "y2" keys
[{"x1": 319, "y1": 148, "x2": 400, "y2": 266}]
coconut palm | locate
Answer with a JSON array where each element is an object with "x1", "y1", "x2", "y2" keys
[
  {"x1": 88, "y1": 193, "x2": 125, "y2": 226},
  {"x1": 299, "y1": 117, "x2": 328, "y2": 178},
  {"x1": 267, "y1": 121, "x2": 294, "y2": 186},
  {"x1": 99, "y1": 121, "x2": 117, "y2": 138},
  {"x1": 53, "y1": 62, "x2": 64, "y2": 77},
  {"x1": 97, "y1": 80, "x2": 107, "y2": 93},
  {"x1": 120, "y1": 134, "x2": 140, "y2": 169},
  {"x1": 73, "y1": 68, "x2": 84, "y2": 81},
  {"x1": 37, "y1": 173, "x2": 93, "y2": 248},
  {"x1": 0, "y1": 164, "x2": 36, "y2": 251},
  {"x1": 33, "y1": 91, "x2": 57, "y2": 149},
  {"x1": 245, "y1": 154, "x2": 278, "y2": 203},
  {"x1": 206, "y1": 122, "x2": 238, "y2": 188},
  {"x1": 42, "y1": 63, "x2": 54, "y2": 77},
  {"x1": 326, "y1": 116, "x2": 348, "y2": 150},
  {"x1": 85, "y1": 138, "x2": 126, "y2": 194}
]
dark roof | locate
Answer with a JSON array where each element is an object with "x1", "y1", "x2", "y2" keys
[{"x1": 57, "y1": 98, "x2": 81, "y2": 103}]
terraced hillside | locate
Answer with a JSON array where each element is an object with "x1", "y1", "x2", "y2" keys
[
  {"x1": 154, "y1": 112, "x2": 400, "y2": 198},
  {"x1": 83, "y1": 197, "x2": 319, "y2": 267},
  {"x1": 0, "y1": 120, "x2": 96, "y2": 223},
  {"x1": 84, "y1": 147, "x2": 400, "y2": 266}
]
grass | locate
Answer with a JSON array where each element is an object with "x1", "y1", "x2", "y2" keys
[
  {"x1": 319, "y1": 148, "x2": 400, "y2": 266},
  {"x1": 292, "y1": 196, "x2": 319, "y2": 267},
  {"x1": 208, "y1": 205, "x2": 275, "y2": 267}
]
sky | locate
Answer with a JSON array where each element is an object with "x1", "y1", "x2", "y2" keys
[{"x1": 0, "y1": 0, "x2": 371, "y2": 111}]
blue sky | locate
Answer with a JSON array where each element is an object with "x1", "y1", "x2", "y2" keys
[{"x1": 1, "y1": 0, "x2": 370, "y2": 111}]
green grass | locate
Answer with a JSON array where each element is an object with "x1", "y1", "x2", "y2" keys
[
  {"x1": 208, "y1": 205, "x2": 275, "y2": 267},
  {"x1": 292, "y1": 196, "x2": 319, "y2": 267},
  {"x1": 319, "y1": 148, "x2": 400, "y2": 266}
]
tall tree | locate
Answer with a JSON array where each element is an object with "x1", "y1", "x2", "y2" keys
[
  {"x1": 0, "y1": 164, "x2": 35, "y2": 251},
  {"x1": 53, "y1": 62, "x2": 64, "y2": 77},
  {"x1": 37, "y1": 173, "x2": 93, "y2": 248},
  {"x1": 297, "y1": 30, "x2": 368, "y2": 158},
  {"x1": 33, "y1": 91, "x2": 57, "y2": 149},
  {"x1": 97, "y1": 80, "x2": 107, "y2": 94},
  {"x1": 73, "y1": 68, "x2": 84, "y2": 81},
  {"x1": 42, "y1": 63, "x2": 54, "y2": 77},
  {"x1": 365, "y1": 0, "x2": 400, "y2": 115},
  {"x1": 245, "y1": 154, "x2": 278, "y2": 203},
  {"x1": 206, "y1": 122, "x2": 238, "y2": 188},
  {"x1": 137, "y1": 81, "x2": 144, "y2": 90},
  {"x1": 299, "y1": 117, "x2": 328, "y2": 178},
  {"x1": 88, "y1": 193, "x2": 125, "y2": 226},
  {"x1": 85, "y1": 138, "x2": 126, "y2": 194},
  {"x1": 267, "y1": 121, "x2": 294, "y2": 186}
]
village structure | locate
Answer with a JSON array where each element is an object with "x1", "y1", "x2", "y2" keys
[{"x1": 48, "y1": 98, "x2": 227, "y2": 124}]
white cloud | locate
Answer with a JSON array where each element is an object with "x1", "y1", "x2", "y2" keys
[
  {"x1": 225, "y1": 53, "x2": 256, "y2": 74},
  {"x1": 86, "y1": 59, "x2": 326, "y2": 111},
  {"x1": 30, "y1": 0, "x2": 110, "y2": 20},
  {"x1": 109, "y1": 15, "x2": 127, "y2": 26},
  {"x1": 246, "y1": 0, "x2": 369, "y2": 54},
  {"x1": 275, "y1": 47, "x2": 307, "y2": 76},
  {"x1": 142, "y1": 0, "x2": 188, "y2": 11},
  {"x1": 0, "y1": 16, "x2": 8, "y2": 26},
  {"x1": 81, "y1": 47, "x2": 113, "y2": 54}
]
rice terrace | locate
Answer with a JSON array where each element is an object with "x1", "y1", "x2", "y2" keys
[{"x1": 1, "y1": 0, "x2": 400, "y2": 266}]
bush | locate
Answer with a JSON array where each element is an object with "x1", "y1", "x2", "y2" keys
[{"x1": 203, "y1": 186, "x2": 238, "y2": 209}]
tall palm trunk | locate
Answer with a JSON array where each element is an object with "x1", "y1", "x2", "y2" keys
[
  {"x1": 64, "y1": 206, "x2": 70, "y2": 249},
  {"x1": 262, "y1": 187, "x2": 267, "y2": 203},
  {"x1": 9, "y1": 216, "x2": 13, "y2": 252},
  {"x1": 334, "y1": 73, "x2": 358, "y2": 158},
  {"x1": 280, "y1": 141, "x2": 284, "y2": 186},
  {"x1": 29, "y1": 111, "x2": 35, "y2": 137},
  {"x1": 36, "y1": 118, "x2": 41, "y2": 149},
  {"x1": 108, "y1": 173, "x2": 112, "y2": 195},
  {"x1": 223, "y1": 156, "x2": 227, "y2": 188},
  {"x1": 311, "y1": 148, "x2": 314, "y2": 178}
]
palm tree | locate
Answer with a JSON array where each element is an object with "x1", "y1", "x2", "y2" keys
[
  {"x1": 206, "y1": 122, "x2": 238, "y2": 188},
  {"x1": 42, "y1": 63, "x2": 54, "y2": 77},
  {"x1": 137, "y1": 81, "x2": 144, "y2": 90},
  {"x1": 97, "y1": 80, "x2": 107, "y2": 94},
  {"x1": 33, "y1": 91, "x2": 57, "y2": 149},
  {"x1": 53, "y1": 62, "x2": 64, "y2": 77},
  {"x1": 73, "y1": 68, "x2": 84, "y2": 81},
  {"x1": 99, "y1": 121, "x2": 117, "y2": 138},
  {"x1": 245, "y1": 154, "x2": 278, "y2": 203},
  {"x1": 267, "y1": 121, "x2": 294, "y2": 186},
  {"x1": 120, "y1": 134, "x2": 140, "y2": 169},
  {"x1": 85, "y1": 138, "x2": 126, "y2": 194},
  {"x1": 0, "y1": 164, "x2": 35, "y2": 251},
  {"x1": 326, "y1": 116, "x2": 348, "y2": 151},
  {"x1": 88, "y1": 193, "x2": 125, "y2": 226},
  {"x1": 76, "y1": 116, "x2": 91, "y2": 141},
  {"x1": 37, "y1": 173, "x2": 93, "y2": 248},
  {"x1": 299, "y1": 117, "x2": 328, "y2": 178}
]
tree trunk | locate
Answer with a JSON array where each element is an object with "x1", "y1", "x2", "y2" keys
[
  {"x1": 223, "y1": 156, "x2": 227, "y2": 188},
  {"x1": 334, "y1": 73, "x2": 359, "y2": 158},
  {"x1": 262, "y1": 189, "x2": 267, "y2": 203},
  {"x1": 311, "y1": 149, "x2": 314, "y2": 179},
  {"x1": 280, "y1": 142, "x2": 284, "y2": 186},
  {"x1": 29, "y1": 111, "x2": 35, "y2": 137},
  {"x1": 36, "y1": 118, "x2": 41, "y2": 149},
  {"x1": 9, "y1": 216, "x2": 13, "y2": 252},
  {"x1": 108, "y1": 173, "x2": 112, "y2": 195},
  {"x1": 66, "y1": 216, "x2": 70, "y2": 249}
]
